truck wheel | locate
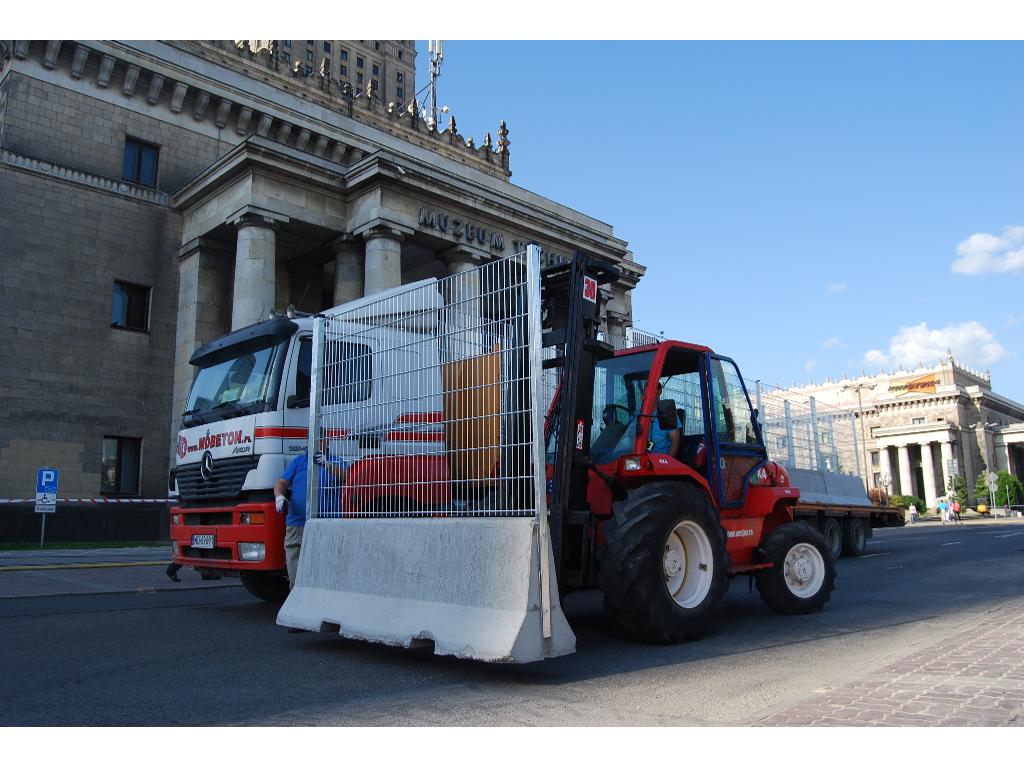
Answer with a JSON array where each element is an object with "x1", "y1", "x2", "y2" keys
[
  {"x1": 597, "y1": 482, "x2": 728, "y2": 643},
  {"x1": 755, "y1": 522, "x2": 835, "y2": 615},
  {"x1": 241, "y1": 572, "x2": 290, "y2": 603},
  {"x1": 821, "y1": 517, "x2": 843, "y2": 560},
  {"x1": 841, "y1": 517, "x2": 869, "y2": 557}
]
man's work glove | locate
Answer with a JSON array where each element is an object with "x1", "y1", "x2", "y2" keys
[
  {"x1": 313, "y1": 451, "x2": 327, "y2": 466},
  {"x1": 275, "y1": 495, "x2": 287, "y2": 513}
]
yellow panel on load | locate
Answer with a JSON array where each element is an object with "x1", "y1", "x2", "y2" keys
[{"x1": 442, "y1": 346, "x2": 501, "y2": 484}]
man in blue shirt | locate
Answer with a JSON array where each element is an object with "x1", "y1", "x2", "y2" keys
[
  {"x1": 648, "y1": 380, "x2": 681, "y2": 458},
  {"x1": 274, "y1": 442, "x2": 348, "y2": 591}
]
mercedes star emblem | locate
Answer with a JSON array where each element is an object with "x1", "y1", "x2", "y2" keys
[{"x1": 200, "y1": 451, "x2": 215, "y2": 481}]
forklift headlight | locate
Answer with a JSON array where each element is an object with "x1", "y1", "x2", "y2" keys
[
  {"x1": 238, "y1": 543, "x2": 266, "y2": 562},
  {"x1": 624, "y1": 457, "x2": 642, "y2": 471},
  {"x1": 172, "y1": 514, "x2": 181, "y2": 525}
]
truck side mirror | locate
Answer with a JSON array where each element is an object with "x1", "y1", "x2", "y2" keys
[{"x1": 656, "y1": 398, "x2": 678, "y2": 430}]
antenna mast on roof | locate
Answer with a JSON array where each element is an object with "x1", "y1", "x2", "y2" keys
[{"x1": 427, "y1": 40, "x2": 444, "y2": 130}]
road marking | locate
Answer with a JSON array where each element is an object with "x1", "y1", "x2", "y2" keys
[
  {"x1": 942, "y1": 541, "x2": 963, "y2": 546},
  {"x1": 995, "y1": 532, "x2": 1024, "y2": 539},
  {"x1": 859, "y1": 552, "x2": 891, "y2": 558},
  {"x1": 0, "y1": 561, "x2": 167, "y2": 572}
]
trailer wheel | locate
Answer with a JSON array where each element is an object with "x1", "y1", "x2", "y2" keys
[
  {"x1": 240, "y1": 571, "x2": 290, "y2": 603},
  {"x1": 841, "y1": 517, "x2": 869, "y2": 557},
  {"x1": 821, "y1": 517, "x2": 843, "y2": 560},
  {"x1": 755, "y1": 522, "x2": 835, "y2": 615},
  {"x1": 597, "y1": 482, "x2": 728, "y2": 643}
]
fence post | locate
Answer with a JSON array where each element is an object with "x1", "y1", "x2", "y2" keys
[
  {"x1": 809, "y1": 396, "x2": 822, "y2": 470},
  {"x1": 784, "y1": 399, "x2": 796, "y2": 466},
  {"x1": 829, "y1": 414, "x2": 839, "y2": 471},
  {"x1": 755, "y1": 380, "x2": 764, "y2": 437},
  {"x1": 306, "y1": 316, "x2": 326, "y2": 519}
]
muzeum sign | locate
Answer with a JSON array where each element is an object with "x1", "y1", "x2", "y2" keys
[{"x1": 418, "y1": 207, "x2": 567, "y2": 265}]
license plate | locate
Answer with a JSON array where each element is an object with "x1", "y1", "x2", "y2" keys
[{"x1": 191, "y1": 534, "x2": 215, "y2": 549}]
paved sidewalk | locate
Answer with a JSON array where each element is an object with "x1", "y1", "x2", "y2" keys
[{"x1": 758, "y1": 599, "x2": 1024, "y2": 726}]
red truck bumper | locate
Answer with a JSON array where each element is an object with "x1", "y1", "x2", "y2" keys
[{"x1": 169, "y1": 500, "x2": 286, "y2": 574}]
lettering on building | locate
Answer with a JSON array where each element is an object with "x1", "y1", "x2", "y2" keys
[
  {"x1": 511, "y1": 239, "x2": 566, "y2": 266},
  {"x1": 419, "y1": 208, "x2": 505, "y2": 251},
  {"x1": 889, "y1": 374, "x2": 938, "y2": 396}
]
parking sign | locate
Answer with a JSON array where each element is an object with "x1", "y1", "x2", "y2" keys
[{"x1": 35, "y1": 467, "x2": 58, "y2": 514}]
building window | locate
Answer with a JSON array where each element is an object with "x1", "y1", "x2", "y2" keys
[
  {"x1": 776, "y1": 436, "x2": 788, "y2": 450},
  {"x1": 323, "y1": 57, "x2": 331, "y2": 70},
  {"x1": 306, "y1": 50, "x2": 313, "y2": 62},
  {"x1": 111, "y1": 281, "x2": 150, "y2": 331},
  {"x1": 356, "y1": 72, "x2": 363, "y2": 85},
  {"x1": 323, "y1": 41, "x2": 331, "y2": 53},
  {"x1": 357, "y1": 56, "x2": 364, "y2": 68},
  {"x1": 102, "y1": 436, "x2": 142, "y2": 495},
  {"x1": 307, "y1": 40, "x2": 314, "y2": 45},
  {"x1": 396, "y1": 87, "x2": 403, "y2": 100},
  {"x1": 372, "y1": 64, "x2": 379, "y2": 76},
  {"x1": 340, "y1": 49, "x2": 348, "y2": 61},
  {"x1": 396, "y1": 72, "x2": 404, "y2": 83},
  {"x1": 280, "y1": 52, "x2": 291, "y2": 64},
  {"x1": 340, "y1": 64, "x2": 347, "y2": 76},
  {"x1": 820, "y1": 431, "x2": 832, "y2": 445},
  {"x1": 912, "y1": 417, "x2": 925, "y2": 425},
  {"x1": 398, "y1": 50, "x2": 404, "y2": 60},
  {"x1": 374, "y1": 42, "x2": 380, "y2": 51},
  {"x1": 283, "y1": 40, "x2": 291, "y2": 48},
  {"x1": 122, "y1": 138, "x2": 159, "y2": 187},
  {"x1": 870, "y1": 451, "x2": 880, "y2": 466},
  {"x1": 371, "y1": 78, "x2": 379, "y2": 91}
]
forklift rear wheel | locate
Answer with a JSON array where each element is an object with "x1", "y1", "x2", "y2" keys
[
  {"x1": 241, "y1": 571, "x2": 290, "y2": 603},
  {"x1": 755, "y1": 522, "x2": 835, "y2": 615},
  {"x1": 820, "y1": 517, "x2": 843, "y2": 560},
  {"x1": 598, "y1": 482, "x2": 728, "y2": 644},
  {"x1": 841, "y1": 517, "x2": 869, "y2": 557}
]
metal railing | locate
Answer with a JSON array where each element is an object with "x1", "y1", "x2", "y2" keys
[{"x1": 305, "y1": 249, "x2": 547, "y2": 519}]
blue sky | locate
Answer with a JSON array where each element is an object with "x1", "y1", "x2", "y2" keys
[{"x1": 417, "y1": 41, "x2": 1024, "y2": 400}]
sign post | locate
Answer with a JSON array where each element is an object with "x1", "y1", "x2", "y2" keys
[
  {"x1": 987, "y1": 471, "x2": 999, "y2": 513},
  {"x1": 35, "y1": 467, "x2": 58, "y2": 547}
]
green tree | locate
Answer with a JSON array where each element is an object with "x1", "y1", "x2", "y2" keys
[
  {"x1": 974, "y1": 471, "x2": 993, "y2": 504},
  {"x1": 995, "y1": 471, "x2": 1024, "y2": 507},
  {"x1": 946, "y1": 474, "x2": 968, "y2": 507}
]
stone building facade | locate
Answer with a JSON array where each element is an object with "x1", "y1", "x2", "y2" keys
[
  {"x1": 0, "y1": 39, "x2": 644, "y2": 505},
  {"x1": 791, "y1": 354, "x2": 1024, "y2": 507}
]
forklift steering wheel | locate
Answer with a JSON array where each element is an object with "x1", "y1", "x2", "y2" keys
[{"x1": 602, "y1": 404, "x2": 632, "y2": 426}]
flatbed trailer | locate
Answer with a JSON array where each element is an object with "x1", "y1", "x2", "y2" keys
[{"x1": 793, "y1": 501, "x2": 905, "y2": 559}]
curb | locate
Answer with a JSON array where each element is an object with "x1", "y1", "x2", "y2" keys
[
  {"x1": 0, "y1": 583, "x2": 244, "y2": 601},
  {"x1": 0, "y1": 561, "x2": 169, "y2": 572}
]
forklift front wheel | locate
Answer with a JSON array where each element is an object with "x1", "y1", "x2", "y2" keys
[{"x1": 755, "y1": 522, "x2": 835, "y2": 615}]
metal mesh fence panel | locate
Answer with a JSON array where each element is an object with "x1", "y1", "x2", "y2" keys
[{"x1": 305, "y1": 250, "x2": 545, "y2": 519}]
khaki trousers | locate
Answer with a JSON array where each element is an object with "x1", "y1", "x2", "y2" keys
[{"x1": 284, "y1": 525, "x2": 305, "y2": 589}]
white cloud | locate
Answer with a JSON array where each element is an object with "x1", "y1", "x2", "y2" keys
[
  {"x1": 951, "y1": 225, "x2": 1024, "y2": 274},
  {"x1": 804, "y1": 360, "x2": 817, "y2": 372},
  {"x1": 821, "y1": 336, "x2": 841, "y2": 349},
  {"x1": 863, "y1": 321, "x2": 1006, "y2": 370},
  {"x1": 825, "y1": 282, "x2": 847, "y2": 294}
]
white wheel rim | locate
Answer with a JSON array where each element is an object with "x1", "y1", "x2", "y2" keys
[
  {"x1": 663, "y1": 520, "x2": 714, "y2": 608},
  {"x1": 783, "y1": 542, "x2": 826, "y2": 598}
]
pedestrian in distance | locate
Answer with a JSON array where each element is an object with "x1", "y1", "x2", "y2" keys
[
  {"x1": 274, "y1": 439, "x2": 349, "y2": 604},
  {"x1": 952, "y1": 498, "x2": 962, "y2": 525},
  {"x1": 938, "y1": 499, "x2": 948, "y2": 525},
  {"x1": 907, "y1": 503, "x2": 918, "y2": 524}
]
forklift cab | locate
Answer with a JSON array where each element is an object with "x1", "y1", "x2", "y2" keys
[{"x1": 589, "y1": 342, "x2": 767, "y2": 509}]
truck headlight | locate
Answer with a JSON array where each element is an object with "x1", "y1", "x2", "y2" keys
[
  {"x1": 238, "y1": 543, "x2": 265, "y2": 562},
  {"x1": 172, "y1": 514, "x2": 181, "y2": 525}
]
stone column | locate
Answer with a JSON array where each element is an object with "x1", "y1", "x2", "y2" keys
[
  {"x1": 940, "y1": 440, "x2": 954, "y2": 496},
  {"x1": 920, "y1": 441, "x2": 938, "y2": 508},
  {"x1": 897, "y1": 444, "x2": 913, "y2": 497},
  {"x1": 441, "y1": 246, "x2": 485, "y2": 359},
  {"x1": 362, "y1": 227, "x2": 404, "y2": 296},
  {"x1": 332, "y1": 233, "x2": 364, "y2": 306},
  {"x1": 879, "y1": 446, "x2": 893, "y2": 495},
  {"x1": 231, "y1": 212, "x2": 281, "y2": 331},
  {"x1": 171, "y1": 238, "x2": 233, "y2": 450}
]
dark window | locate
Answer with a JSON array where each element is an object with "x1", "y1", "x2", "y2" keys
[
  {"x1": 371, "y1": 79, "x2": 379, "y2": 91},
  {"x1": 102, "y1": 437, "x2": 142, "y2": 495},
  {"x1": 396, "y1": 87, "x2": 403, "y2": 100},
  {"x1": 283, "y1": 40, "x2": 291, "y2": 48},
  {"x1": 357, "y1": 56, "x2": 364, "y2": 68},
  {"x1": 372, "y1": 64, "x2": 379, "y2": 76},
  {"x1": 323, "y1": 41, "x2": 331, "y2": 53},
  {"x1": 112, "y1": 281, "x2": 150, "y2": 331},
  {"x1": 374, "y1": 42, "x2": 380, "y2": 51},
  {"x1": 307, "y1": 40, "x2": 314, "y2": 45},
  {"x1": 122, "y1": 138, "x2": 159, "y2": 187},
  {"x1": 295, "y1": 338, "x2": 312, "y2": 404},
  {"x1": 398, "y1": 50, "x2": 404, "y2": 60},
  {"x1": 281, "y1": 52, "x2": 291, "y2": 63},
  {"x1": 396, "y1": 71, "x2": 404, "y2": 83},
  {"x1": 356, "y1": 73, "x2": 363, "y2": 85},
  {"x1": 340, "y1": 65, "x2": 347, "y2": 76},
  {"x1": 306, "y1": 50, "x2": 313, "y2": 62},
  {"x1": 340, "y1": 49, "x2": 348, "y2": 61}
]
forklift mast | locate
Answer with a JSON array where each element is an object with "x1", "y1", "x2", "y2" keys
[{"x1": 541, "y1": 252, "x2": 620, "y2": 586}]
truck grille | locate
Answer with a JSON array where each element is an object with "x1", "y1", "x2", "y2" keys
[{"x1": 176, "y1": 455, "x2": 260, "y2": 501}]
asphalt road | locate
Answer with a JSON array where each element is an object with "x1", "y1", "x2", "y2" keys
[{"x1": 1, "y1": 519, "x2": 1022, "y2": 726}]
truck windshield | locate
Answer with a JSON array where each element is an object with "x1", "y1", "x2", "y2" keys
[{"x1": 183, "y1": 342, "x2": 286, "y2": 427}]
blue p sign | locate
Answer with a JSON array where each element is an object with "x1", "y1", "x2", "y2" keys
[{"x1": 36, "y1": 468, "x2": 59, "y2": 495}]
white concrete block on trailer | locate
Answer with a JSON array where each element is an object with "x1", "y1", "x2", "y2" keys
[{"x1": 277, "y1": 516, "x2": 576, "y2": 663}]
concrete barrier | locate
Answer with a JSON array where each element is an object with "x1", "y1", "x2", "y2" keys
[
  {"x1": 783, "y1": 466, "x2": 871, "y2": 507},
  {"x1": 277, "y1": 516, "x2": 576, "y2": 663}
]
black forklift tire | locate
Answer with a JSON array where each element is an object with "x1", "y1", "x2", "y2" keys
[
  {"x1": 841, "y1": 517, "x2": 870, "y2": 557},
  {"x1": 597, "y1": 481, "x2": 729, "y2": 644},
  {"x1": 241, "y1": 571, "x2": 290, "y2": 603},
  {"x1": 755, "y1": 522, "x2": 836, "y2": 615},
  {"x1": 820, "y1": 517, "x2": 843, "y2": 560}
]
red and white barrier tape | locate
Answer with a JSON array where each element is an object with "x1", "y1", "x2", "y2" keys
[{"x1": 0, "y1": 498, "x2": 172, "y2": 504}]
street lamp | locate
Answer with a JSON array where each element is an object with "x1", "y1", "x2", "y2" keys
[{"x1": 843, "y1": 382, "x2": 876, "y2": 489}]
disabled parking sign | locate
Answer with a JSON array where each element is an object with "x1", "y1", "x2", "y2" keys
[{"x1": 35, "y1": 467, "x2": 58, "y2": 514}]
